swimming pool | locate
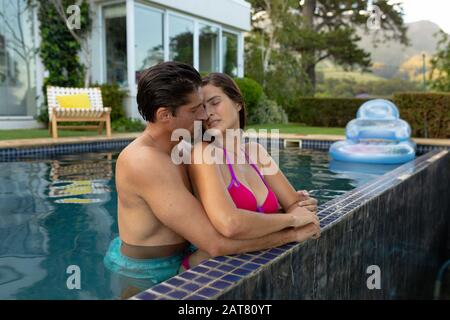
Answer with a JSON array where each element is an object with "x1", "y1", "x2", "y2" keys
[{"x1": 0, "y1": 148, "x2": 398, "y2": 299}]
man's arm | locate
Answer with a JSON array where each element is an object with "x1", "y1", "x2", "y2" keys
[
  {"x1": 130, "y1": 152, "x2": 318, "y2": 257},
  {"x1": 187, "y1": 142, "x2": 319, "y2": 240},
  {"x1": 218, "y1": 223, "x2": 319, "y2": 256}
]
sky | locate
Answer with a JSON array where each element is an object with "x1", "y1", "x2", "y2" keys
[{"x1": 398, "y1": 0, "x2": 450, "y2": 33}]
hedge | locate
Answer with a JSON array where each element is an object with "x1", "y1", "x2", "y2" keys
[
  {"x1": 285, "y1": 93, "x2": 450, "y2": 138},
  {"x1": 285, "y1": 97, "x2": 370, "y2": 127},
  {"x1": 393, "y1": 92, "x2": 450, "y2": 139}
]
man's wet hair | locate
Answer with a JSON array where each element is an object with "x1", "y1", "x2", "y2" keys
[{"x1": 137, "y1": 61, "x2": 202, "y2": 122}]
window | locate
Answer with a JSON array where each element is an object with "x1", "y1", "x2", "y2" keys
[
  {"x1": 199, "y1": 24, "x2": 219, "y2": 73},
  {"x1": 222, "y1": 32, "x2": 238, "y2": 77},
  {"x1": 0, "y1": 0, "x2": 36, "y2": 116},
  {"x1": 104, "y1": 4, "x2": 127, "y2": 86},
  {"x1": 135, "y1": 5, "x2": 163, "y2": 82},
  {"x1": 169, "y1": 15, "x2": 194, "y2": 65}
]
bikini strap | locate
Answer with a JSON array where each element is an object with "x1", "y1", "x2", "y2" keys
[
  {"x1": 222, "y1": 147, "x2": 239, "y2": 186},
  {"x1": 241, "y1": 145, "x2": 270, "y2": 188}
]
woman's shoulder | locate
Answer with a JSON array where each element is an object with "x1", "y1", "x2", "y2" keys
[{"x1": 191, "y1": 141, "x2": 225, "y2": 165}]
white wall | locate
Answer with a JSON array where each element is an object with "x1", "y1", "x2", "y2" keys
[
  {"x1": 0, "y1": 117, "x2": 44, "y2": 130},
  {"x1": 148, "y1": 0, "x2": 251, "y2": 31}
]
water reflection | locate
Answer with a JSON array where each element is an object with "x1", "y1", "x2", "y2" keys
[
  {"x1": 279, "y1": 148, "x2": 357, "y2": 204},
  {"x1": 0, "y1": 161, "x2": 51, "y2": 299},
  {"x1": 0, "y1": 153, "x2": 117, "y2": 299},
  {"x1": 328, "y1": 160, "x2": 401, "y2": 186}
]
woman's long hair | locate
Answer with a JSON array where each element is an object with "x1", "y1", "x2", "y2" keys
[{"x1": 201, "y1": 73, "x2": 246, "y2": 129}]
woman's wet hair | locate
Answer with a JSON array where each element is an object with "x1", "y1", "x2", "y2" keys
[
  {"x1": 201, "y1": 73, "x2": 246, "y2": 129},
  {"x1": 137, "y1": 61, "x2": 202, "y2": 122}
]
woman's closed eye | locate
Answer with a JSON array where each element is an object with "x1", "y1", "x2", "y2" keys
[
  {"x1": 206, "y1": 96, "x2": 221, "y2": 107},
  {"x1": 208, "y1": 99, "x2": 220, "y2": 107}
]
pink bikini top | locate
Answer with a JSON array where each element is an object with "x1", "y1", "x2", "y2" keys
[{"x1": 223, "y1": 147, "x2": 279, "y2": 214}]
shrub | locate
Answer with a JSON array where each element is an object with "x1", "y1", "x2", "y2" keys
[
  {"x1": 393, "y1": 92, "x2": 450, "y2": 138},
  {"x1": 247, "y1": 94, "x2": 289, "y2": 125},
  {"x1": 112, "y1": 118, "x2": 146, "y2": 132},
  {"x1": 285, "y1": 93, "x2": 450, "y2": 138},
  {"x1": 285, "y1": 97, "x2": 370, "y2": 127},
  {"x1": 36, "y1": 104, "x2": 49, "y2": 126},
  {"x1": 94, "y1": 83, "x2": 127, "y2": 122},
  {"x1": 234, "y1": 77, "x2": 264, "y2": 116}
]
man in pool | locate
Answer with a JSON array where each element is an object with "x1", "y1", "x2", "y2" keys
[{"x1": 104, "y1": 62, "x2": 319, "y2": 298}]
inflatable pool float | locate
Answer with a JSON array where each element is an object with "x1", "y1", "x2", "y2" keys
[{"x1": 329, "y1": 99, "x2": 416, "y2": 164}]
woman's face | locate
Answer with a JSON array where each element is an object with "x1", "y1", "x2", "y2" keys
[{"x1": 201, "y1": 84, "x2": 241, "y2": 133}]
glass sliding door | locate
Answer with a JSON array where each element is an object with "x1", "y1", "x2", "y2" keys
[
  {"x1": 199, "y1": 24, "x2": 219, "y2": 73},
  {"x1": 134, "y1": 5, "x2": 163, "y2": 82},
  {"x1": 103, "y1": 4, "x2": 127, "y2": 87},
  {"x1": 0, "y1": 0, "x2": 36, "y2": 116},
  {"x1": 168, "y1": 15, "x2": 193, "y2": 65},
  {"x1": 222, "y1": 31, "x2": 238, "y2": 77}
]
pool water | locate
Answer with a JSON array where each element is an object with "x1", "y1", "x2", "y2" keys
[{"x1": 0, "y1": 148, "x2": 398, "y2": 299}]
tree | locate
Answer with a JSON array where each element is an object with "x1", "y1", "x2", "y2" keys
[
  {"x1": 246, "y1": 0, "x2": 312, "y2": 111},
  {"x1": 430, "y1": 30, "x2": 450, "y2": 92},
  {"x1": 247, "y1": 0, "x2": 409, "y2": 95}
]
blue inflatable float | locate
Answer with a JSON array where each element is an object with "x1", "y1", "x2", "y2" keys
[{"x1": 329, "y1": 99, "x2": 416, "y2": 164}]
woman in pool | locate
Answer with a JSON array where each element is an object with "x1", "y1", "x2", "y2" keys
[{"x1": 180, "y1": 73, "x2": 320, "y2": 271}]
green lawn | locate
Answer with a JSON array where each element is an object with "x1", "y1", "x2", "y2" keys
[
  {"x1": 0, "y1": 128, "x2": 108, "y2": 140},
  {"x1": 0, "y1": 123, "x2": 345, "y2": 140},
  {"x1": 246, "y1": 123, "x2": 345, "y2": 135}
]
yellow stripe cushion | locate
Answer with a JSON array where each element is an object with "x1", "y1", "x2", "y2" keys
[{"x1": 56, "y1": 94, "x2": 92, "y2": 109}]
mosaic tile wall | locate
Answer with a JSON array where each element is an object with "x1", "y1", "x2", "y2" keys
[
  {"x1": 0, "y1": 140, "x2": 133, "y2": 161},
  {"x1": 132, "y1": 149, "x2": 450, "y2": 299}
]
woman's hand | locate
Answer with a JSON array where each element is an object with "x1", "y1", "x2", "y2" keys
[{"x1": 295, "y1": 190, "x2": 318, "y2": 214}]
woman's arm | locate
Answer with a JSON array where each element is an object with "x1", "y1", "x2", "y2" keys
[{"x1": 188, "y1": 142, "x2": 318, "y2": 240}]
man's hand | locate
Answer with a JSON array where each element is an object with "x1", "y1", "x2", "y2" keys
[
  {"x1": 290, "y1": 206, "x2": 319, "y2": 228},
  {"x1": 290, "y1": 190, "x2": 320, "y2": 239},
  {"x1": 292, "y1": 222, "x2": 321, "y2": 243},
  {"x1": 296, "y1": 190, "x2": 318, "y2": 214}
]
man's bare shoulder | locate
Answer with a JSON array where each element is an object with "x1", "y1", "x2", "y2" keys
[
  {"x1": 116, "y1": 139, "x2": 175, "y2": 183},
  {"x1": 191, "y1": 141, "x2": 224, "y2": 164}
]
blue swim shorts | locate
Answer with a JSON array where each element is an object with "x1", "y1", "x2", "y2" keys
[{"x1": 104, "y1": 237, "x2": 197, "y2": 285}]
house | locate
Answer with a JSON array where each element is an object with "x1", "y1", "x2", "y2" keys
[{"x1": 0, "y1": 0, "x2": 251, "y2": 129}]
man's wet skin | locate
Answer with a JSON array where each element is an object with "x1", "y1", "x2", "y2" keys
[{"x1": 116, "y1": 89, "x2": 207, "y2": 259}]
